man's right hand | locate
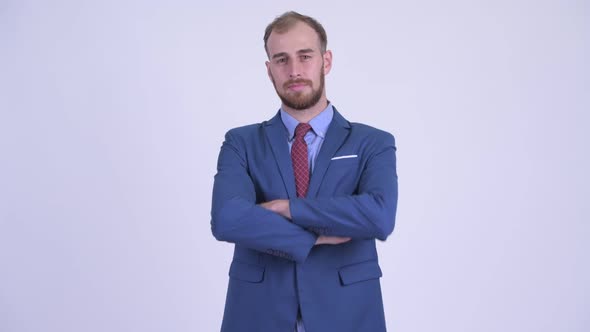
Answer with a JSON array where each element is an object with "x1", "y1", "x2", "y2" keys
[{"x1": 315, "y1": 236, "x2": 351, "y2": 245}]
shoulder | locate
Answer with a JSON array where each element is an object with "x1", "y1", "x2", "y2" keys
[
  {"x1": 349, "y1": 122, "x2": 396, "y2": 147},
  {"x1": 224, "y1": 112, "x2": 280, "y2": 139},
  {"x1": 219, "y1": 124, "x2": 262, "y2": 154},
  {"x1": 225, "y1": 123, "x2": 262, "y2": 138},
  {"x1": 223, "y1": 117, "x2": 282, "y2": 151},
  {"x1": 333, "y1": 108, "x2": 395, "y2": 145}
]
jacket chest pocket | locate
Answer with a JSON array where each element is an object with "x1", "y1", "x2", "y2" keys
[{"x1": 319, "y1": 158, "x2": 362, "y2": 194}]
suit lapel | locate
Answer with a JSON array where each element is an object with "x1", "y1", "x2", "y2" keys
[
  {"x1": 307, "y1": 109, "x2": 351, "y2": 198},
  {"x1": 263, "y1": 112, "x2": 297, "y2": 198}
]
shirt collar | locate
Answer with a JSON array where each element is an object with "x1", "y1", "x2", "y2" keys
[{"x1": 280, "y1": 103, "x2": 334, "y2": 141}]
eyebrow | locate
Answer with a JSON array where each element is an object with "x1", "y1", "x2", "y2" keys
[
  {"x1": 271, "y1": 52, "x2": 288, "y2": 60},
  {"x1": 297, "y1": 48, "x2": 315, "y2": 54},
  {"x1": 271, "y1": 48, "x2": 316, "y2": 59}
]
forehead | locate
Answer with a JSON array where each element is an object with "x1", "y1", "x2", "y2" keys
[{"x1": 266, "y1": 21, "x2": 321, "y2": 56}]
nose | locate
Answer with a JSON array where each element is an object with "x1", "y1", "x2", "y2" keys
[{"x1": 288, "y1": 60, "x2": 301, "y2": 78}]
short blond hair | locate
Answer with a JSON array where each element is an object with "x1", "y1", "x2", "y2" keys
[{"x1": 263, "y1": 11, "x2": 328, "y2": 56}]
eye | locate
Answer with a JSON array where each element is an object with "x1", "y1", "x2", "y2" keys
[
  {"x1": 276, "y1": 57, "x2": 287, "y2": 64},
  {"x1": 301, "y1": 55, "x2": 311, "y2": 61}
]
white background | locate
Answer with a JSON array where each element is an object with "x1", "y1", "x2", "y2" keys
[{"x1": 1, "y1": 1, "x2": 588, "y2": 331}]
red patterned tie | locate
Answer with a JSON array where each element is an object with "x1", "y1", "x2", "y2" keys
[{"x1": 292, "y1": 123, "x2": 312, "y2": 197}]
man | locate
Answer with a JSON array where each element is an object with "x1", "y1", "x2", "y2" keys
[{"x1": 211, "y1": 11, "x2": 398, "y2": 332}]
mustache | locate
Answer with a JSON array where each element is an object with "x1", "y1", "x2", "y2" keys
[{"x1": 284, "y1": 79, "x2": 312, "y2": 89}]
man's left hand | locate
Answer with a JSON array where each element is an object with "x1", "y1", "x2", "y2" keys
[{"x1": 260, "y1": 199, "x2": 291, "y2": 219}]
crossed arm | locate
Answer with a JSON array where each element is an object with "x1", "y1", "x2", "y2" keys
[
  {"x1": 211, "y1": 130, "x2": 397, "y2": 263},
  {"x1": 259, "y1": 200, "x2": 351, "y2": 245}
]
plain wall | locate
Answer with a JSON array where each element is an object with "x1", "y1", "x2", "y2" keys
[{"x1": 1, "y1": 0, "x2": 588, "y2": 331}]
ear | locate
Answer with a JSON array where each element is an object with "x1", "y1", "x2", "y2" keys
[
  {"x1": 265, "y1": 61, "x2": 273, "y2": 81},
  {"x1": 322, "y1": 50, "x2": 333, "y2": 75}
]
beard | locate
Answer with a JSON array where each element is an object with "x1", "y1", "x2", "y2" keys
[{"x1": 271, "y1": 71, "x2": 325, "y2": 111}]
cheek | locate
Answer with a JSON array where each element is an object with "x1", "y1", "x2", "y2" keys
[
  {"x1": 311, "y1": 62, "x2": 323, "y2": 75},
  {"x1": 270, "y1": 69, "x2": 285, "y2": 82},
  {"x1": 268, "y1": 71, "x2": 280, "y2": 86}
]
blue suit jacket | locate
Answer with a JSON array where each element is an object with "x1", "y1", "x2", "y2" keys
[{"x1": 211, "y1": 108, "x2": 398, "y2": 332}]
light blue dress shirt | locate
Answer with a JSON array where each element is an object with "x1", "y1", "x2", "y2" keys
[
  {"x1": 280, "y1": 103, "x2": 334, "y2": 172},
  {"x1": 280, "y1": 103, "x2": 334, "y2": 332}
]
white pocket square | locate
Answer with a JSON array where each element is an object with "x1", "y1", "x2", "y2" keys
[{"x1": 331, "y1": 154, "x2": 358, "y2": 160}]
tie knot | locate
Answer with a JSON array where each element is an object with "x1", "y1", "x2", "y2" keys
[{"x1": 295, "y1": 123, "x2": 312, "y2": 138}]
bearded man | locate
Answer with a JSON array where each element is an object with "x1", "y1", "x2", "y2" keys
[{"x1": 211, "y1": 11, "x2": 398, "y2": 332}]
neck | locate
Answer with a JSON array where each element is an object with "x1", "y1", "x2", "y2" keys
[{"x1": 282, "y1": 95, "x2": 329, "y2": 123}]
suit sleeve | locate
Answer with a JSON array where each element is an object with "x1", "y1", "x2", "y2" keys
[
  {"x1": 210, "y1": 130, "x2": 317, "y2": 263},
  {"x1": 289, "y1": 132, "x2": 398, "y2": 241}
]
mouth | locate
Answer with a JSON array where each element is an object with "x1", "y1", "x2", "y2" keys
[
  {"x1": 286, "y1": 80, "x2": 310, "y2": 92},
  {"x1": 288, "y1": 84, "x2": 307, "y2": 91}
]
